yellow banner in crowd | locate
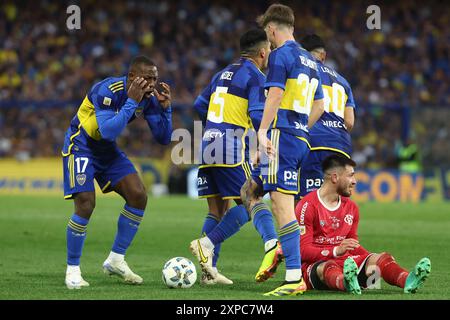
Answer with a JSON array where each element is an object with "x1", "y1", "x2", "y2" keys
[{"x1": 0, "y1": 157, "x2": 171, "y2": 196}]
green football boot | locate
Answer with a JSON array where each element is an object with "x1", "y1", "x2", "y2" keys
[
  {"x1": 404, "y1": 257, "x2": 431, "y2": 294},
  {"x1": 343, "y1": 257, "x2": 362, "y2": 295}
]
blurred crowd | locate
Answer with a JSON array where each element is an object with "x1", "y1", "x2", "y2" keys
[{"x1": 0, "y1": 0, "x2": 449, "y2": 169}]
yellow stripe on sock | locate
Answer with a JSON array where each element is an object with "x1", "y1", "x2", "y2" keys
[
  {"x1": 121, "y1": 209, "x2": 142, "y2": 223},
  {"x1": 68, "y1": 220, "x2": 86, "y2": 233}
]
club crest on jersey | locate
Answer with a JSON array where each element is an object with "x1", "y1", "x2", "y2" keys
[
  {"x1": 76, "y1": 174, "x2": 87, "y2": 186},
  {"x1": 135, "y1": 107, "x2": 143, "y2": 118},
  {"x1": 344, "y1": 214, "x2": 353, "y2": 225},
  {"x1": 320, "y1": 220, "x2": 326, "y2": 227}
]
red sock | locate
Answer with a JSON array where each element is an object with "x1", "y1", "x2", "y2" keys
[
  {"x1": 376, "y1": 253, "x2": 409, "y2": 288},
  {"x1": 323, "y1": 261, "x2": 345, "y2": 291}
]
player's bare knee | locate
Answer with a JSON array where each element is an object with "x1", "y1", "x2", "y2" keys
[
  {"x1": 74, "y1": 193, "x2": 95, "y2": 218},
  {"x1": 127, "y1": 186, "x2": 148, "y2": 209}
]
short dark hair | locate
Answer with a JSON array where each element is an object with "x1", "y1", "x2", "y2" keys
[
  {"x1": 129, "y1": 55, "x2": 155, "y2": 71},
  {"x1": 322, "y1": 154, "x2": 356, "y2": 174},
  {"x1": 240, "y1": 28, "x2": 268, "y2": 56},
  {"x1": 257, "y1": 4, "x2": 295, "y2": 28},
  {"x1": 301, "y1": 34, "x2": 326, "y2": 52}
]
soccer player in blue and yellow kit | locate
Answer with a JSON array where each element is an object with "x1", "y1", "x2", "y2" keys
[
  {"x1": 62, "y1": 56, "x2": 172, "y2": 289},
  {"x1": 256, "y1": 4, "x2": 325, "y2": 296},
  {"x1": 189, "y1": 29, "x2": 277, "y2": 285},
  {"x1": 297, "y1": 34, "x2": 356, "y2": 199}
]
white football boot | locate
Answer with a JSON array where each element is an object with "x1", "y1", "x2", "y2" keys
[
  {"x1": 65, "y1": 265, "x2": 90, "y2": 289},
  {"x1": 189, "y1": 238, "x2": 217, "y2": 281},
  {"x1": 103, "y1": 255, "x2": 143, "y2": 284},
  {"x1": 201, "y1": 270, "x2": 233, "y2": 285}
]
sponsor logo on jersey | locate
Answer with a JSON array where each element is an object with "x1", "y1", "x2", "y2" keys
[
  {"x1": 203, "y1": 130, "x2": 225, "y2": 140},
  {"x1": 299, "y1": 202, "x2": 308, "y2": 225},
  {"x1": 321, "y1": 120, "x2": 346, "y2": 128},
  {"x1": 330, "y1": 216, "x2": 340, "y2": 229},
  {"x1": 197, "y1": 177, "x2": 207, "y2": 186},
  {"x1": 306, "y1": 178, "x2": 322, "y2": 189},
  {"x1": 294, "y1": 121, "x2": 309, "y2": 131},
  {"x1": 283, "y1": 170, "x2": 298, "y2": 186}
]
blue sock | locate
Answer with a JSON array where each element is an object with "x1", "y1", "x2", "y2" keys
[
  {"x1": 201, "y1": 213, "x2": 221, "y2": 267},
  {"x1": 67, "y1": 213, "x2": 89, "y2": 266},
  {"x1": 251, "y1": 203, "x2": 277, "y2": 245},
  {"x1": 207, "y1": 205, "x2": 250, "y2": 246},
  {"x1": 111, "y1": 204, "x2": 144, "y2": 255},
  {"x1": 278, "y1": 220, "x2": 301, "y2": 270}
]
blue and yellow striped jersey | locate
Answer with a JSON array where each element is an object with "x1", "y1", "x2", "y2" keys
[
  {"x1": 265, "y1": 40, "x2": 324, "y2": 137},
  {"x1": 62, "y1": 76, "x2": 171, "y2": 156},
  {"x1": 195, "y1": 58, "x2": 266, "y2": 167},
  {"x1": 309, "y1": 61, "x2": 356, "y2": 156}
]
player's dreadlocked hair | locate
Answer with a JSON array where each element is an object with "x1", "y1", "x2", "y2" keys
[
  {"x1": 240, "y1": 28, "x2": 268, "y2": 57},
  {"x1": 322, "y1": 155, "x2": 356, "y2": 174}
]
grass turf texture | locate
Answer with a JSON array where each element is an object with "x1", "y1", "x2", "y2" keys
[{"x1": 0, "y1": 195, "x2": 449, "y2": 300}]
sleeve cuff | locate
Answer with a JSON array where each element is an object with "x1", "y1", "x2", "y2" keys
[
  {"x1": 264, "y1": 82, "x2": 285, "y2": 90},
  {"x1": 333, "y1": 246, "x2": 338, "y2": 257}
]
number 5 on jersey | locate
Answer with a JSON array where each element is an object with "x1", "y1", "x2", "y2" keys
[{"x1": 208, "y1": 86, "x2": 228, "y2": 124}]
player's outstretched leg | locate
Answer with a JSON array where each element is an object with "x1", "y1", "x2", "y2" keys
[
  {"x1": 343, "y1": 257, "x2": 362, "y2": 295},
  {"x1": 250, "y1": 202, "x2": 282, "y2": 282},
  {"x1": 404, "y1": 257, "x2": 431, "y2": 294},
  {"x1": 190, "y1": 205, "x2": 250, "y2": 283},
  {"x1": 103, "y1": 204, "x2": 144, "y2": 284}
]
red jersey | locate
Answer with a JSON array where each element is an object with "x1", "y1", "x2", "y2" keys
[{"x1": 295, "y1": 189, "x2": 361, "y2": 265}]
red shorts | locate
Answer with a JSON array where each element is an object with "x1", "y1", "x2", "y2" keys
[{"x1": 302, "y1": 246, "x2": 374, "y2": 290}]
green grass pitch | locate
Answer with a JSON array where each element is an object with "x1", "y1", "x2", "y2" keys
[{"x1": 0, "y1": 195, "x2": 449, "y2": 300}]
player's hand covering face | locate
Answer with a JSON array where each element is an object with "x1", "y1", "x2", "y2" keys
[
  {"x1": 127, "y1": 77, "x2": 149, "y2": 103},
  {"x1": 154, "y1": 82, "x2": 172, "y2": 109}
]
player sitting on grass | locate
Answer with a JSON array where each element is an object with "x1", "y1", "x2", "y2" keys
[{"x1": 263, "y1": 154, "x2": 431, "y2": 294}]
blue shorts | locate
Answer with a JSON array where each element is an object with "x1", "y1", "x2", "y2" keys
[
  {"x1": 260, "y1": 129, "x2": 310, "y2": 195},
  {"x1": 297, "y1": 149, "x2": 349, "y2": 199},
  {"x1": 197, "y1": 162, "x2": 252, "y2": 200},
  {"x1": 63, "y1": 149, "x2": 137, "y2": 199}
]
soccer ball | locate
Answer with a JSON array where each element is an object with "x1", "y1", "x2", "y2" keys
[{"x1": 162, "y1": 257, "x2": 197, "y2": 288}]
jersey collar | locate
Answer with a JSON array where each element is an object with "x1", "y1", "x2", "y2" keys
[{"x1": 317, "y1": 188, "x2": 341, "y2": 211}]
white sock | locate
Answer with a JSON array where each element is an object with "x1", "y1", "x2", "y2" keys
[
  {"x1": 264, "y1": 239, "x2": 278, "y2": 253},
  {"x1": 200, "y1": 236, "x2": 215, "y2": 251},
  {"x1": 66, "y1": 265, "x2": 80, "y2": 274},
  {"x1": 107, "y1": 251, "x2": 125, "y2": 263},
  {"x1": 285, "y1": 269, "x2": 302, "y2": 282}
]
